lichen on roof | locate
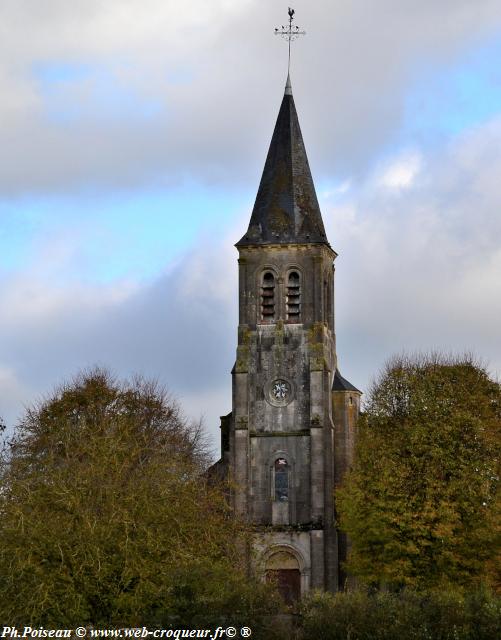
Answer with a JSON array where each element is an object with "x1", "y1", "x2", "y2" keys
[{"x1": 237, "y1": 76, "x2": 329, "y2": 247}]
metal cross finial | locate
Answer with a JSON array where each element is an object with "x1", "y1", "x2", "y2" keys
[{"x1": 274, "y1": 7, "x2": 306, "y2": 74}]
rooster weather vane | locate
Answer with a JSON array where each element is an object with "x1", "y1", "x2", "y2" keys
[{"x1": 275, "y1": 8, "x2": 306, "y2": 73}]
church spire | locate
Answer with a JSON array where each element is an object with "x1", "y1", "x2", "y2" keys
[
  {"x1": 237, "y1": 74, "x2": 329, "y2": 246},
  {"x1": 285, "y1": 72, "x2": 292, "y2": 95}
]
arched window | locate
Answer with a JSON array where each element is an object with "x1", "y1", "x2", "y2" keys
[
  {"x1": 323, "y1": 272, "x2": 333, "y2": 326},
  {"x1": 323, "y1": 278, "x2": 328, "y2": 323},
  {"x1": 274, "y1": 458, "x2": 289, "y2": 501},
  {"x1": 261, "y1": 272, "x2": 275, "y2": 322},
  {"x1": 286, "y1": 271, "x2": 300, "y2": 321}
]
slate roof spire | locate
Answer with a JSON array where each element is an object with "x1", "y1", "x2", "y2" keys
[{"x1": 237, "y1": 73, "x2": 329, "y2": 247}]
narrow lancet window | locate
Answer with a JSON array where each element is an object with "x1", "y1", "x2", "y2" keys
[
  {"x1": 274, "y1": 458, "x2": 289, "y2": 501},
  {"x1": 261, "y1": 272, "x2": 276, "y2": 322},
  {"x1": 286, "y1": 271, "x2": 301, "y2": 321}
]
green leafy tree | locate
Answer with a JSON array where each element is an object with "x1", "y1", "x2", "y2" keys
[
  {"x1": 337, "y1": 354, "x2": 501, "y2": 591},
  {"x1": 300, "y1": 588, "x2": 501, "y2": 640},
  {"x1": 0, "y1": 370, "x2": 277, "y2": 626}
]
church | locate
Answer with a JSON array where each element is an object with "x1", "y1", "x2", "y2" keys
[{"x1": 212, "y1": 70, "x2": 360, "y2": 603}]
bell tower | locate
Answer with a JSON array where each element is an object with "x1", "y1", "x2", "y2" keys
[{"x1": 213, "y1": 68, "x2": 361, "y2": 600}]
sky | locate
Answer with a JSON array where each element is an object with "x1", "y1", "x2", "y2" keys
[{"x1": 1, "y1": 0, "x2": 501, "y2": 453}]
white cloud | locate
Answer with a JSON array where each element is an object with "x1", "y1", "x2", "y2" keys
[
  {"x1": 2, "y1": 116, "x2": 501, "y2": 440},
  {"x1": 376, "y1": 152, "x2": 422, "y2": 190},
  {"x1": 1, "y1": 1, "x2": 501, "y2": 193},
  {"x1": 0, "y1": 226, "x2": 139, "y2": 327},
  {"x1": 326, "y1": 116, "x2": 501, "y2": 390},
  {"x1": 321, "y1": 181, "x2": 351, "y2": 200},
  {"x1": 2, "y1": 0, "x2": 501, "y2": 446},
  {"x1": 0, "y1": 219, "x2": 241, "y2": 442},
  {"x1": 0, "y1": 366, "x2": 30, "y2": 424}
]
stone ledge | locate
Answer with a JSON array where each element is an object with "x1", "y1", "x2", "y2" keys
[{"x1": 249, "y1": 429, "x2": 310, "y2": 438}]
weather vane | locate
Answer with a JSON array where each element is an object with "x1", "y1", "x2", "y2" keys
[{"x1": 275, "y1": 8, "x2": 306, "y2": 74}]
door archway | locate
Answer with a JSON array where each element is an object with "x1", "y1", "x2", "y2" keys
[{"x1": 265, "y1": 550, "x2": 301, "y2": 605}]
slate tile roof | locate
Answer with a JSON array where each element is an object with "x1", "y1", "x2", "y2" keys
[{"x1": 237, "y1": 75, "x2": 329, "y2": 247}]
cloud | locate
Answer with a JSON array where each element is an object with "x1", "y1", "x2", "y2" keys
[
  {"x1": 2, "y1": 115, "x2": 501, "y2": 443},
  {"x1": 2, "y1": 1, "x2": 501, "y2": 448},
  {"x1": 327, "y1": 115, "x2": 501, "y2": 389},
  {"x1": 1, "y1": 1, "x2": 501, "y2": 194},
  {"x1": 375, "y1": 152, "x2": 422, "y2": 190},
  {"x1": 0, "y1": 215, "x2": 242, "y2": 442},
  {"x1": 0, "y1": 366, "x2": 31, "y2": 427}
]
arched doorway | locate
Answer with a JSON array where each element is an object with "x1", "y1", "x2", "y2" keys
[{"x1": 265, "y1": 550, "x2": 301, "y2": 605}]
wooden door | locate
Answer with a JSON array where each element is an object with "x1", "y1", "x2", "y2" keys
[{"x1": 267, "y1": 568, "x2": 301, "y2": 605}]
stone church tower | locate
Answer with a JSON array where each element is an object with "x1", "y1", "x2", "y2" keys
[{"x1": 214, "y1": 74, "x2": 360, "y2": 602}]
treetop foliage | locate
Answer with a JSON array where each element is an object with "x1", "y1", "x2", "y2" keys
[
  {"x1": 0, "y1": 369, "x2": 277, "y2": 627},
  {"x1": 337, "y1": 353, "x2": 501, "y2": 592},
  {"x1": 366, "y1": 352, "x2": 500, "y2": 421},
  {"x1": 8, "y1": 369, "x2": 209, "y2": 476}
]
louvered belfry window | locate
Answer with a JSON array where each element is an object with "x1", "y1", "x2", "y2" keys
[
  {"x1": 261, "y1": 272, "x2": 275, "y2": 321},
  {"x1": 286, "y1": 271, "x2": 301, "y2": 321}
]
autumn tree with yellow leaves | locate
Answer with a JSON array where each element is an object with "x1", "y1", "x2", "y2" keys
[
  {"x1": 0, "y1": 370, "x2": 277, "y2": 627},
  {"x1": 338, "y1": 354, "x2": 501, "y2": 592}
]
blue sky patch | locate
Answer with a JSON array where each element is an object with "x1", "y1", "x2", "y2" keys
[
  {"x1": 33, "y1": 61, "x2": 163, "y2": 123},
  {"x1": 0, "y1": 184, "x2": 250, "y2": 284},
  {"x1": 404, "y1": 35, "x2": 501, "y2": 141}
]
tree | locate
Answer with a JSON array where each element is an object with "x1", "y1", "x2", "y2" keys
[
  {"x1": 337, "y1": 354, "x2": 501, "y2": 591},
  {"x1": 0, "y1": 370, "x2": 276, "y2": 626},
  {"x1": 300, "y1": 588, "x2": 501, "y2": 640}
]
